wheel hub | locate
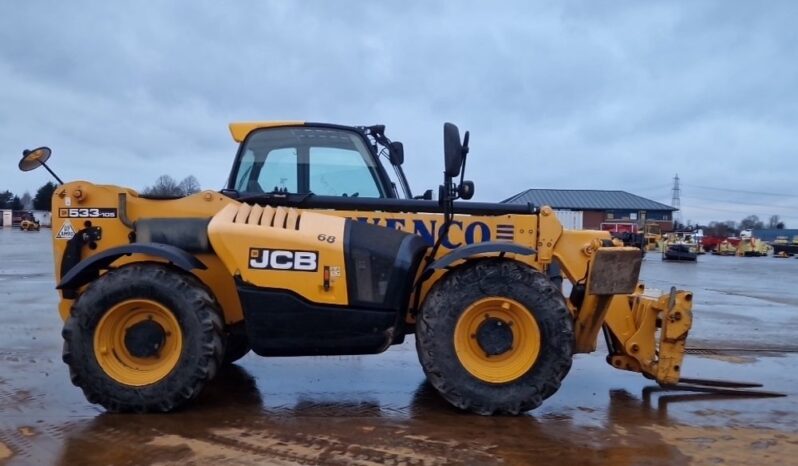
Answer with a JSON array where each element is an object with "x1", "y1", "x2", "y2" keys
[
  {"x1": 476, "y1": 317, "x2": 514, "y2": 356},
  {"x1": 124, "y1": 320, "x2": 166, "y2": 358},
  {"x1": 454, "y1": 297, "x2": 541, "y2": 384}
]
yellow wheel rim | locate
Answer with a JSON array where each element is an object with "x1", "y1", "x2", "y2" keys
[
  {"x1": 93, "y1": 299, "x2": 183, "y2": 387},
  {"x1": 454, "y1": 297, "x2": 541, "y2": 384}
]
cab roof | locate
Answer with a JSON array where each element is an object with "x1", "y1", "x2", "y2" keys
[{"x1": 228, "y1": 121, "x2": 305, "y2": 143}]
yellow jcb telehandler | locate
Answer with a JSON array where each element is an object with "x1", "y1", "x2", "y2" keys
[{"x1": 19, "y1": 122, "x2": 704, "y2": 414}]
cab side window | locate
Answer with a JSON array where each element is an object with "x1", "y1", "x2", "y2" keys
[
  {"x1": 235, "y1": 148, "x2": 297, "y2": 193},
  {"x1": 309, "y1": 147, "x2": 381, "y2": 197},
  {"x1": 258, "y1": 148, "x2": 297, "y2": 193},
  {"x1": 235, "y1": 150, "x2": 256, "y2": 192}
]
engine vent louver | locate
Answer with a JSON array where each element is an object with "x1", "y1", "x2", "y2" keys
[{"x1": 231, "y1": 203, "x2": 300, "y2": 230}]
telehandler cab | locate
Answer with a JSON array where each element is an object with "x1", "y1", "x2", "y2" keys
[{"x1": 20, "y1": 122, "x2": 698, "y2": 415}]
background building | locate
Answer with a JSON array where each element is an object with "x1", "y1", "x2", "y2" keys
[
  {"x1": 751, "y1": 229, "x2": 798, "y2": 242},
  {"x1": 502, "y1": 189, "x2": 677, "y2": 232},
  {"x1": 0, "y1": 210, "x2": 11, "y2": 227}
]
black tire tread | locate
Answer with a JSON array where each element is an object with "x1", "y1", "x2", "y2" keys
[
  {"x1": 62, "y1": 263, "x2": 224, "y2": 413},
  {"x1": 416, "y1": 259, "x2": 574, "y2": 415}
]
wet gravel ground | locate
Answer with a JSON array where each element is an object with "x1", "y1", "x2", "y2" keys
[{"x1": 1, "y1": 229, "x2": 797, "y2": 465}]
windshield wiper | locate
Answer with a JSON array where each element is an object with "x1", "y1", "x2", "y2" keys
[{"x1": 237, "y1": 192, "x2": 315, "y2": 203}]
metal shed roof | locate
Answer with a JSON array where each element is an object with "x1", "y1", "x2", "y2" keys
[
  {"x1": 752, "y1": 229, "x2": 798, "y2": 242},
  {"x1": 502, "y1": 189, "x2": 676, "y2": 211}
]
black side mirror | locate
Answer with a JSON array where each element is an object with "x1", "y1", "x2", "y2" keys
[
  {"x1": 389, "y1": 141, "x2": 404, "y2": 165},
  {"x1": 443, "y1": 122, "x2": 463, "y2": 177}
]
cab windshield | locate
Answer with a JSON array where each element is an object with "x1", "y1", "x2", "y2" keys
[{"x1": 232, "y1": 127, "x2": 387, "y2": 198}]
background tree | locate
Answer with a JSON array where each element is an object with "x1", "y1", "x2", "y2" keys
[
  {"x1": 178, "y1": 175, "x2": 201, "y2": 195},
  {"x1": 768, "y1": 215, "x2": 785, "y2": 229},
  {"x1": 20, "y1": 192, "x2": 32, "y2": 210},
  {"x1": 11, "y1": 196, "x2": 23, "y2": 211},
  {"x1": 143, "y1": 175, "x2": 182, "y2": 197},
  {"x1": 705, "y1": 220, "x2": 737, "y2": 237},
  {"x1": 0, "y1": 190, "x2": 12, "y2": 209},
  {"x1": 143, "y1": 175, "x2": 201, "y2": 197},
  {"x1": 739, "y1": 215, "x2": 764, "y2": 230},
  {"x1": 33, "y1": 182, "x2": 57, "y2": 210}
]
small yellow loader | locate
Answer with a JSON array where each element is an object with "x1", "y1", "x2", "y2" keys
[
  {"x1": 19, "y1": 122, "x2": 715, "y2": 414},
  {"x1": 20, "y1": 217, "x2": 40, "y2": 231}
]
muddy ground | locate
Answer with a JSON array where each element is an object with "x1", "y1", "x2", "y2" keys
[{"x1": 1, "y1": 229, "x2": 797, "y2": 465}]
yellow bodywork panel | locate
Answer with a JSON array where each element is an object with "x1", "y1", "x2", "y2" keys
[
  {"x1": 552, "y1": 230, "x2": 612, "y2": 284},
  {"x1": 313, "y1": 209, "x2": 540, "y2": 308},
  {"x1": 534, "y1": 206, "x2": 562, "y2": 264},
  {"x1": 49, "y1": 181, "x2": 622, "y2": 329},
  {"x1": 48, "y1": 180, "x2": 694, "y2": 386},
  {"x1": 49, "y1": 182, "x2": 547, "y2": 324},
  {"x1": 229, "y1": 121, "x2": 305, "y2": 142},
  {"x1": 50, "y1": 183, "x2": 241, "y2": 323},
  {"x1": 208, "y1": 204, "x2": 349, "y2": 305}
]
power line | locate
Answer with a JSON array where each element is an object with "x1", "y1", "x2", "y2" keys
[
  {"x1": 681, "y1": 204, "x2": 798, "y2": 220},
  {"x1": 624, "y1": 183, "x2": 672, "y2": 192},
  {"x1": 687, "y1": 206, "x2": 771, "y2": 215},
  {"x1": 681, "y1": 195, "x2": 798, "y2": 212},
  {"x1": 684, "y1": 183, "x2": 798, "y2": 198}
]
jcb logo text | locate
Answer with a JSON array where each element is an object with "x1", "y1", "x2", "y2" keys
[{"x1": 248, "y1": 248, "x2": 318, "y2": 272}]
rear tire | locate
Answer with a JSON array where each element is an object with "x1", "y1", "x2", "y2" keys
[
  {"x1": 416, "y1": 259, "x2": 574, "y2": 415},
  {"x1": 62, "y1": 263, "x2": 224, "y2": 412}
]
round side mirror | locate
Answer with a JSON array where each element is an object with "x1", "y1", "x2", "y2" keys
[
  {"x1": 458, "y1": 181, "x2": 475, "y2": 200},
  {"x1": 19, "y1": 147, "x2": 52, "y2": 172},
  {"x1": 443, "y1": 123, "x2": 462, "y2": 178}
]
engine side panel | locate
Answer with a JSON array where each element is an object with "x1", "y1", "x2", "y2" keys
[
  {"x1": 208, "y1": 204, "x2": 350, "y2": 305},
  {"x1": 209, "y1": 203, "x2": 428, "y2": 354},
  {"x1": 344, "y1": 220, "x2": 428, "y2": 310}
]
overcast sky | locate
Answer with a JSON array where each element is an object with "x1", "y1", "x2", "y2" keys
[{"x1": 2, "y1": 1, "x2": 797, "y2": 226}]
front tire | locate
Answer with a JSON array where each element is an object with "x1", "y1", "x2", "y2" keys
[
  {"x1": 416, "y1": 259, "x2": 574, "y2": 415},
  {"x1": 62, "y1": 263, "x2": 224, "y2": 412}
]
